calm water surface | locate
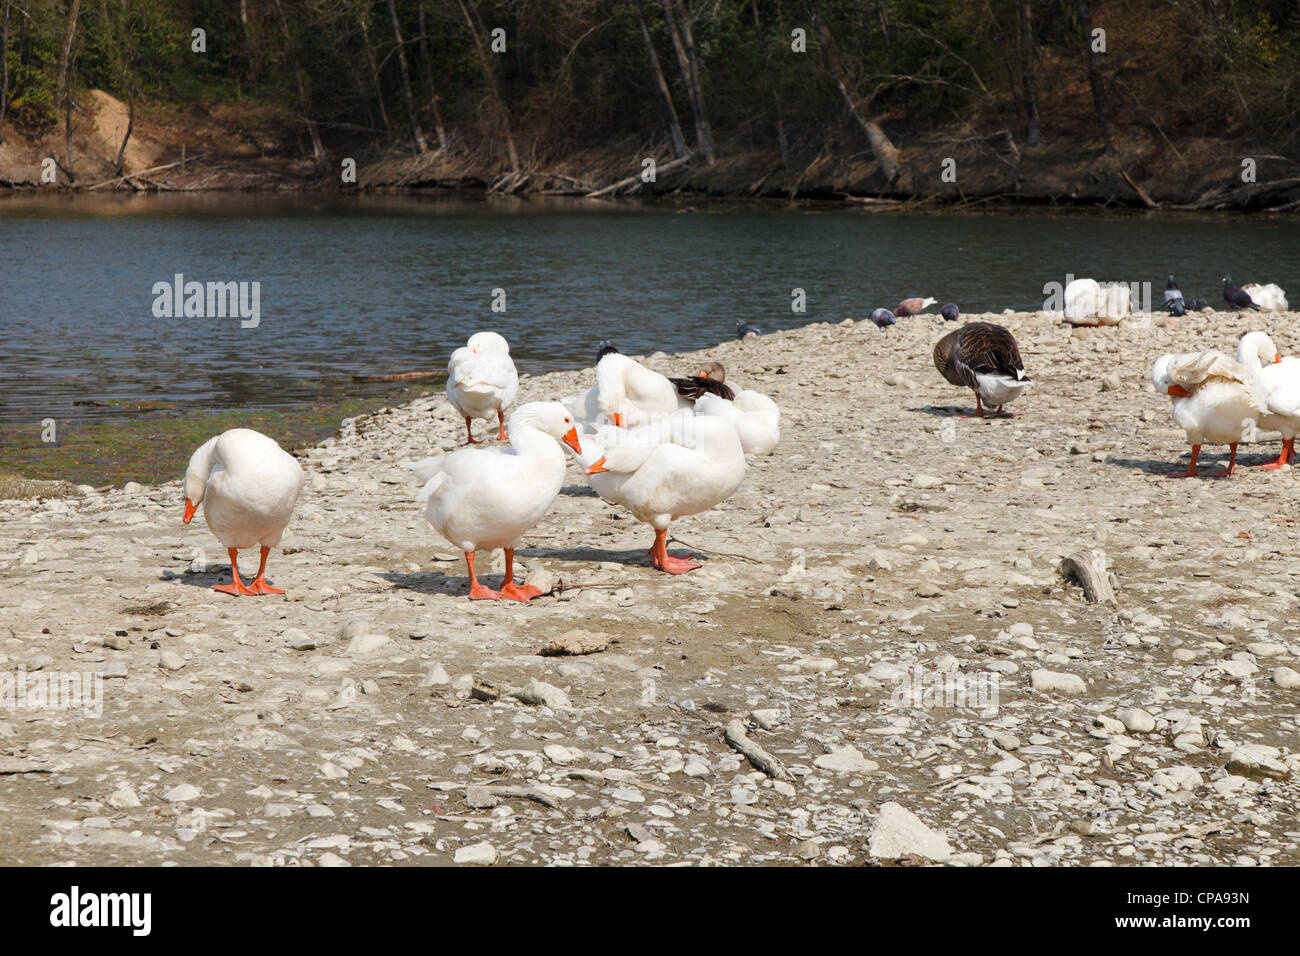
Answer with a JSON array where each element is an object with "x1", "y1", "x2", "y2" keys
[{"x1": 1, "y1": 194, "x2": 1296, "y2": 425}]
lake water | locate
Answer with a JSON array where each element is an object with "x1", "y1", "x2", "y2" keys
[{"x1": 1, "y1": 193, "x2": 1297, "y2": 426}]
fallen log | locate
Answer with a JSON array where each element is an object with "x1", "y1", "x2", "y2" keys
[{"x1": 586, "y1": 155, "x2": 692, "y2": 198}]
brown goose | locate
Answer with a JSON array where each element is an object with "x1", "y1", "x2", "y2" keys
[
  {"x1": 933, "y1": 322, "x2": 1032, "y2": 417},
  {"x1": 669, "y1": 361, "x2": 734, "y2": 402}
]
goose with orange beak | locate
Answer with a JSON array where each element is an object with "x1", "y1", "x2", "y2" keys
[
  {"x1": 1236, "y1": 331, "x2": 1300, "y2": 469},
  {"x1": 570, "y1": 413, "x2": 745, "y2": 575},
  {"x1": 409, "y1": 401, "x2": 581, "y2": 601},
  {"x1": 1152, "y1": 351, "x2": 1267, "y2": 478},
  {"x1": 182, "y1": 429, "x2": 305, "y2": 596}
]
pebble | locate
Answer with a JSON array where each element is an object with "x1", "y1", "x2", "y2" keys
[{"x1": 868, "y1": 803, "x2": 952, "y2": 863}]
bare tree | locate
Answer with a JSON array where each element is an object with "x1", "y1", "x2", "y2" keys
[
  {"x1": 386, "y1": 0, "x2": 428, "y2": 153},
  {"x1": 56, "y1": 0, "x2": 82, "y2": 180},
  {"x1": 458, "y1": 0, "x2": 519, "y2": 172},
  {"x1": 660, "y1": 0, "x2": 713, "y2": 163},
  {"x1": 809, "y1": 1, "x2": 901, "y2": 184},
  {"x1": 1075, "y1": 0, "x2": 1113, "y2": 151},
  {"x1": 357, "y1": 4, "x2": 392, "y2": 135},
  {"x1": 417, "y1": 0, "x2": 448, "y2": 151},
  {"x1": 751, "y1": 0, "x2": 789, "y2": 171},
  {"x1": 0, "y1": 0, "x2": 10, "y2": 151},
  {"x1": 271, "y1": 0, "x2": 328, "y2": 174},
  {"x1": 631, "y1": 0, "x2": 689, "y2": 160},
  {"x1": 1017, "y1": 0, "x2": 1040, "y2": 146}
]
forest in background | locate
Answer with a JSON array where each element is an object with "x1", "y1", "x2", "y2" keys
[{"x1": 0, "y1": 1, "x2": 1298, "y2": 206}]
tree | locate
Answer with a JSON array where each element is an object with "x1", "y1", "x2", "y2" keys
[
  {"x1": 809, "y1": 1, "x2": 901, "y2": 185},
  {"x1": 386, "y1": 0, "x2": 428, "y2": 153},
  {"x1": 1017, "y1": 0, "x2": 1040, "y2": 146},
  {"x1": 416, "y1": 0, "x2": 448, "y2": 151},
  {"x1": 1075, "y1": 0, "x2": 1113, "y2": 151},
  {"x1": 56, "y1": 0, "x2": 81, "y2": 180},
  {"x1": 630, "y1": 0, "x2": 689, "y2": 160},
  {"x1": 660, "y1": 0, "x2": 713, "y2": 163}
]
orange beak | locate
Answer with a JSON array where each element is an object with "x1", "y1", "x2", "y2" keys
[
  {"x1": 611, "y1": 412, "x2": 623, "y2": 427},
  {"x1": 1275, "y1": 353, "x2": 1282, "y2": 364},
  {"x1": 562, "y1": 427, "x2": 582, "y2": 455},
  {"x1": 1167, "y1": 384, "x2": 1191, "y2": 398},
  {"x1": 586, "y1": 456, "x2": 608, "y2": 475},
  {"x1": 182, "y1": 498, "x2": 198, "y2": 523}
]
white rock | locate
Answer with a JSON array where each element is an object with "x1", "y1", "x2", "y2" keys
[
  {"x1": 1273, "y1": 666, "x2": 1300, "y2": 690},
  {"x1": 868, "y1": 802, "x2": 952, "y2": 862},
  {"x1": 346, "y1": 633, "x2": 392, "y2": 655},
  {"x1": 453, "y1": 842, "x2": 498, "y2": 865},
  {"x1": 1117, "y1": 708, "x2": 1156, "y2": 733},
  {"x1": 813, "y1": 745, "x2": 878, "y2": 774},
  {"x1": 1031, "y1": 669, "x2": 1086, "y2": 695},
  {"x1": 162, "y1": 783, "x2": 200, "y2": 803}
]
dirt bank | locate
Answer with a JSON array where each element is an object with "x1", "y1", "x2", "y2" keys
[{"x1": 3, "y1": 91, "x2": 1296, "y2": 211}]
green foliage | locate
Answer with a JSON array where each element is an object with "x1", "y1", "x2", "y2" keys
[{"x1": 1, "y1": 0, "x2": 1298, "y2": 155}]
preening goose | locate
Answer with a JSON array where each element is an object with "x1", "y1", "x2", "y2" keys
[
  {"x1": 1241, "y1": 283, "x2": 1289, "y2": 312},
  {"x1": 933, "y1": 322, "x2": 1032, "y2": 417},
  {"x1": 595, "y1": 344, "x2": 725, "y2": 427},
  {"x1": 410, "y1": 402, "x2": 581, "y2": 601},
  {"x1": 574, "y1": 414, "x2": 746, "y2": 575},
  {"x1": 694, "y1": 387, "x2": 781, "y2": 456},
  {"x1": 182, "y1": 429, "x2": 305, "y2": 596},
  {"x1": 1236, "y1": 331, "x2": 1300, "y2": 469},
  {"x1": 1151, "y1": 350, "x2": 1267, "y2": 477},
  {"x1": 446, "y1": 331, "x2": 519, "y2": 444}
]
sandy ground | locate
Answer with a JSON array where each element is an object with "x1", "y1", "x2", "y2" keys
[{"x1": 2, "y1": 310, "x2": 1300, "y2": 867}]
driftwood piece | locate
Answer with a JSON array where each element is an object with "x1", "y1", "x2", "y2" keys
[
  {"x1": 723, "y1": 718, "x2": 795, "y2": 783},
  {"x1": 470, "y1": 678, "x2": 571, "y2": 709},
  {"x1": 536, "y1": 630, "x2": 610, "y2": 657},
  {"x1": 586, "y1": 155, "x2": 692, "y2": 198},
  {"x1": 1059, "y1": 549, "x2": 1117, "y2": 604},
  {"x1": 351, "y1": 370, "x2": 440, "y2": 382}
]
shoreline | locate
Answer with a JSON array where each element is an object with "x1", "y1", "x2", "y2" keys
[{"x1": 2, "y1": 312, "x2": 1299, "y2": 866}]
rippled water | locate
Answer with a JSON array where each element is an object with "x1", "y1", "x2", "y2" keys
[{"x1": 1, "y1": 193, "x2": 1296, "y2": 425}]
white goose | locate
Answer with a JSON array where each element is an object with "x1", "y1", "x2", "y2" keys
[
  {"x1": 1236, "y1": 331, "x2": 1300, "y2": 469},
  {"x1": 575, "y1": 414, "x2": 746, "y2": 574},
  {"x1": 695, "y1": 388, "x2": 781, "y2": 456},
  {"x1": 1151, "y1": 350, "x2": 1267, "y2": 477},
  {"x1": 182, "y1": 429, "x2": 305, "y2": 596},
  {"x1": 446, "y1": 331, "x2": 519, "y2": 444},
  {"x1": 410, "y1": 401, "x2": 581, "y2": 601},
  {"x1": 1242, "y1": 283, "x2": 1289, "y2": 312},
  {"x1": 596, "y1": 348, "x2": 690, "y2": 428}
]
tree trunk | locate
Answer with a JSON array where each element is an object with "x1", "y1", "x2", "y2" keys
[
  {"x1": 113, "y1": 87, "x2": 134, "y2": 176},
  {"x1": 417, "y1": 0, "x2": 448, "y2": 150},
  {"x1": 272, "y1": 0, "x2": 328, "y2": 174},
  {"x1": 386, "y1": 0, "x2": 427, "y2": 153},
  {"x1": 0, "y1": 0, "x2": 10, "y2": 150},
  {"x1": 810, "y1": 2, "x2": 900, "y2": 184},
  {"x1": 57, "y1": 0, "x2": 82, "y2": 181},
  {"x1": 458, "y1": 0, "x2": 519, "y2": 172},
  {"x1": 1017, "y1": 0, "x2": 1040, "y2": 146},
  {"x1": 1075, "y1": 0, "x2": 1113, "y2": 151},
  {"x1": 751, "y1": 0, "x2": 789, "y2": 170},
  {"x1": 357, "y1": 8, "x2": 391, "y2": 135},
  {"x1": 631, "y1": 0, "x2": 689, "y2": 160},
  {"x1": 660, "y1": 0, "x2": 713, "y2": 163}
]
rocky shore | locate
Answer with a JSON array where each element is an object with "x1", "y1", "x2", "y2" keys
[{"x1": 2, "y1": 310, "x2": 1299, "y2": 866}]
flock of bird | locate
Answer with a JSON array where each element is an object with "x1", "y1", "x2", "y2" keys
[
  {"x1": 181, "y1": 331, "x2": 780, "y2": 601},
  {"x1": 178, "y1": 274, "x2": 1291, "y2": 600}
]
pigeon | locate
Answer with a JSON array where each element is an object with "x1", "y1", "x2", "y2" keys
[
  {"x1": 1185, "y1": 296, "x2": 1208, "y2": 311},
  {"x1": 597, "y1": 340, "x2": 620, "y2": 361},
  {"x1": 868, "y1": 308, "x2": 896, "y2": 327},
  {"x1": 1163, "y1": 275, "x2": 1184, "y2": 312},
  {"x1": 895, "y1": 296, "x2": 937, "y2": 317},
  {"x1": 1223, "y1": 276, "x2": 1260, "y2": 311},
  {"x1": 940, "y1": 303, "x2": 960, "y2": 322},
  {"x1": 736, "y1": 320, "x2": 761, "y2": 338}
]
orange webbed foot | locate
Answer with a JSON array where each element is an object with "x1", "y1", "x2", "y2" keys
[
  {"x1": 213, "y1": 581, "x2": 257, "y2": 596},
  {"x1": 500, "y1": 583, "x2": 542, "y2": 602},
  {"x1": 246, "y1": 578, "x2": 285, "y2": 595},
  {"x1": 468, "y1": 583, "x2": 501, "y2": 601}
]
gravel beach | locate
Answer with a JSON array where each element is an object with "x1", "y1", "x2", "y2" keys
[{"x1": 2, "y1": 309, "x2": 1299, "y2": 867}]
